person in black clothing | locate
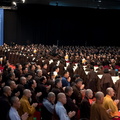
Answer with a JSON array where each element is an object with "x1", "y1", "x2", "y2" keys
[
  {"x1": 0, "y1": 86, "x2": 12, "y2": 120},
  {"x1": 64, "y1": 86, "x2": 79, "y2": 120},
  {"x1": 80, "y1": 89, "x2": 93, "y2": 120}
]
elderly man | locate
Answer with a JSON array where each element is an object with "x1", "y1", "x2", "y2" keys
[
  {"x1": 90, "y1": 91, "x2": 111, "y2": 120},
  {"x1": 9, "y1": 96, "x2": 28, "y2": 120},
  {"x1": 18, "y1": 89, "x2": 38, "y2": 120},
  {"x1": 42, "y1": 92, "x2": 55, "y2": 120},
  {"x1": 103, "y1": 87, "x2": 119, "y2": 117},
  {"x1": 80, "y1": 89, "x2": 93, "y2": 120},
  {"x1": 55, "y1": 92, "x2": 76, "y2": 120}
]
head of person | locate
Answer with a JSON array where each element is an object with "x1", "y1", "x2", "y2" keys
[
  {"x1": 23, "y1": 89, "x2": 32, "y2": 99},
  {"x1": 57, "y1": 93, "x2": 67, "y2": 105},
  {"x1": 47, "y1": 92, "x2": 55, "y2": 104},
  {"x1": 36, "y1": 69, "x2": 42, "y2": 77},
  {"x1": 3, "y1": 86, "x2": 12, "y2": 97},
  {"x1": 20, "y1": 76, "x2": 27, "y2": 85},
  {"x1": 53, "y1": 66, "x2": 59, "y2": 73},
  {"x1": 95, "y1": 91, "x2": 104, "y2": 104},
  {"x1": 28, "y1": 79, "x2": 37, "y2": 89},
  {"x1": 42, "y1": 63, "x2": 48, "y2": 69},
  {"x1": 64, "y1": 86, "x2": 73, "y2": 97},
  {"x1": 72, "y1": 74, "x2": 80, "y2": 81},
  {"x1": 85, "y1": 89, "x2": 93, "y2": 99},
  {"x1": 63, "y1": 70, "x2": 69, "y2": 78},
  {"x1": 40, "y1": 76, "x2": 47, "y2": 84},
  {"x1": 54, "y1": 78, "x2": 62, "y2": 88},
  {"x1": 16, "y1": 63, "x2": 22, "y2": 70},
  {"x1": 75, "y1": 78, "x2": 83, "y2": 88},
  {"x1": 8, "y1": 80, "x2": 17, "y2": 90},
  {"x1": 106, "y1": 87, "x2": 115, "y2": 97},
  {"x1": 10, "y1": 96, "x2": 20, "y2": 109}
]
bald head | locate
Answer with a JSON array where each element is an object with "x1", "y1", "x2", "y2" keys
[
  {"x1": 95, "y1": 91, "x2": 104, "y2": 103},
  {"x1": 3, "y1": 86, "x2": 12, "y2": 97},
  {"x1": 106, "y1": 87, "x2": 114, "y2": 97},
  {"x1": 57, "y1": 93, "x2": 66, "y2": 105},
  {"x1": 23, "y1": 89, "x2": 31, "y2": 98}
]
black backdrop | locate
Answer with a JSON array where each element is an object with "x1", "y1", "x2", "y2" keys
[{"x1": 4, "y1": 4, "x2": 120, "y2": 46}]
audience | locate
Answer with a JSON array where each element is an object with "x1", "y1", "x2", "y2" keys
[{"x1": 0, "y1": 44, "x2": 120, "y2": 120}]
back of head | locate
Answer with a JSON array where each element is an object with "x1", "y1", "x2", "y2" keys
[
  {"x1": 95, "y1": 91, "x2": 104, "y2": 101},
  {"x1": 75, "y1": 78, "x2": 83, "y2": 84},
  {"x1": 64, "y1": 86, "x2": 72, "y2": 94},
  {"x1": 23, "y1": 89, "x2": 30, "y2": 96}
]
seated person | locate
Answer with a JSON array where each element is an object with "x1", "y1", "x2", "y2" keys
[
  {"x1": 41, "y1": 92, "x2": 55, "y2": 120},
  {"x1": 90, "y1": 91, "x2": 111, "y2": 120},
  {"x1": 103, "y1": 87, "x2": 119, "y2": 117}
]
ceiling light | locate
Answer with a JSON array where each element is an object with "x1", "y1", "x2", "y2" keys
[{"x1": 22, "y1": 0, "x2": 25, "y2": 3}]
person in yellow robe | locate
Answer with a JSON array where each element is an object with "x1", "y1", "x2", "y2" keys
[
  {"x1": 103, "y1": 87, "x2": 119, "y2": 117},
  {"x1": 18, "y1": 89, "x2": 38, "y2": 120}
]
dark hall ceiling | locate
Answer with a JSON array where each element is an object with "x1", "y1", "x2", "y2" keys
[{"x1": 1, "y1": 0, "x2": 120, "y2": 9}]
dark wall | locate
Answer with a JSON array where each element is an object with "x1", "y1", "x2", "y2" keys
[{"x1": 4, "y1": 4, "x2": 120, "y2": 46}]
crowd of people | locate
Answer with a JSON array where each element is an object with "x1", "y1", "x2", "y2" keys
[{"x1": 0, "y1": 44, "x2": 120, "y2": 120}]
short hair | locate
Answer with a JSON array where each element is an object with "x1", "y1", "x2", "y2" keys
[
  {"x1": 36, "y1": 69, "x2": 42, "y2": 74},
  {"x1": 3, "y1": 86, "x2": 11, "y2": 93},
  {"x1": 47, "y1": 92, "x2": 55, "y2": 98},
  {"x1": 106, "y1": 87, "x2": 113, "y2": 94},
  {"x1": 104, "y1": 68, "x2": 109, "y2": 73},
  {"x1": 10, "y1": 96, "x2": 18, "y2": 106},
  {"x1": 95, "y1": 91, "x2": 104, "y2": 100},
  {"x1": 75, "y1": 78, "x2": 83, "y2": 84},
  {"x1": 39, "y1": 76, "x2": 46, "y2": 82},
  {"x1": 20, "y1": 76, "x2": 26, "y2": 82},
  {"x1": 55, "y1": 78, "x2": 61, "y2": 86},
  {"x1": 85, "y1": 89, "x2": 92, "y2": 96},
  {"x1": 23, "y1": 89, "x2": 30, "y2": 95},
  {"x1": 57, "y1": 93, "x2": 65, "y2": 100},
  {"x1": 65, "y1": 86, "x2": 72, "y2": 93},
  {"x1": 55, "y1": 75, "x2": 61, "y2": 79}
]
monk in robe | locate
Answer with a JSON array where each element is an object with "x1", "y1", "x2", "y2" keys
[
  {"x1": 87, "y1": 66, "x2": 101, "y2": 93},
  {"x1": 100, "y1": 68, "x2": 115, "y2": 95},
  {"x1": 90, "y1": 91, "x2": 111, "y2": 120}
]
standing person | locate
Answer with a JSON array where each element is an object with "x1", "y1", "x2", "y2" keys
[
  {"x1": 71, "y1": 78, "x2": 84, "y2": 108},
  {"x1": 90, "y1": 91, "x2": 111, "y2": 120},
  {"x1": 18, "y1": 89, "x2": 38, "y2": 120},
  {"x1": 55, "y1": 93, "x2": 76, "y2": 120},
  {"x1": 103, "y1": 87, "x2": 119, "y2": 117},
  {"x1": 100, "y1": 68, "x2": 115, "y2": 95},
  {"x1": 80, "y1": 89, "x2": 93, "y2": 120},
  {"x1": 114, "y1": 73, "x2": 120, "y2": 109},
  {"x1": 87, "y1": 66, "x2": 101, "y2": 94},
  {"x1": 42, "y1": 92, "x2": 55, "y2": 120},
  {"x1": 0, "y1": 86, "x2": 12, "y2": 120},
  {"x1": 9, "y1": 96, "x2": 28, "y2": 120},
  {"x1": 64, "y1": 86, "x2": 78, "y2": 120}
]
